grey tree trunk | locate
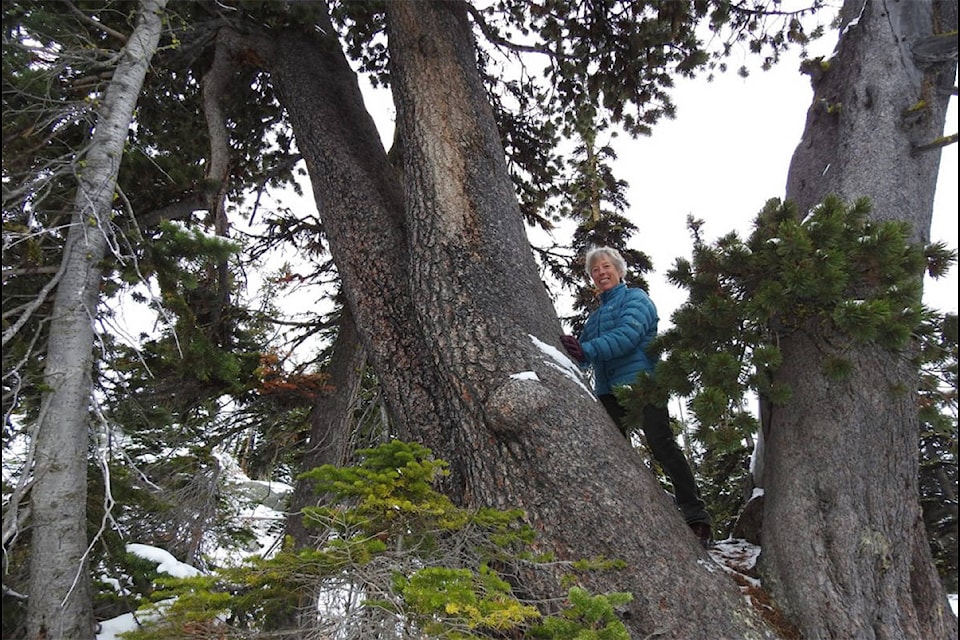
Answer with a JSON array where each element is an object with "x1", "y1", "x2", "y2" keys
[
  {"x1": 231, "y1": 2, "x2": 777, "y2": 637},
  {"x1": 760, "y1": 0, "x2": 958, "y2": 637},
  {"x1": 25, "y1": 2, "x2": 167, "y2": 638},
  {"x1": 284, "y1": 305, "x2": 366, "y2": 548}
]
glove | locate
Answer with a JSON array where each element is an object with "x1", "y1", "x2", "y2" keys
[{"x1": 560, "y1": 335, "x2": 585, "y2": 362}]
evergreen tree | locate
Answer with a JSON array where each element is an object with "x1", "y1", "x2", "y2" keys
[
  {"x1": 120, "y1": 441, "x2": 634, "y2": 639},
  {"x1": 4, "y1": 1, "x2": 955, "y2": 637}
]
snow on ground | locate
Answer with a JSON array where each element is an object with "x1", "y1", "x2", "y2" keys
[
  {"x1": 708, "y1": 539, "x2": 959, "y2": 624},
  {"x1": 97, "y1": 612, "x2": 139, "y2": 640},
  {"x1": 98, "y1": 545, "x2": 194, "y2": 639},
  {"x1": 95, "y1": 450, "x2": 292, "y2": 639}
]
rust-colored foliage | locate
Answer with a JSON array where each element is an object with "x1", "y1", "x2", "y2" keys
[{"x1": 254, "y1": 352, "x2": 333, "y2": 406}]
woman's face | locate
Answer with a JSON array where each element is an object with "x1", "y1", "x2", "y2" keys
[{"x1": 590, "y1": 257, "x2": 621, "y2": 292}]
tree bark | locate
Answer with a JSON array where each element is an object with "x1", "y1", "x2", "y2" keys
[
  {"x1": 235, "y1": 2, "x2": 777, "y2": 637},
  {"x1": 25, "y1": 2, "x2": 167, "y2": 638},
  {"x1": 284, "y1": 305, "x2": 366, "y2": 548},
  {"x1": 762, "y1": 0, "x2": 959, "y2": 637},
  {"x1": 786, "y1": 0, "x2": 956, "y2": 235}
]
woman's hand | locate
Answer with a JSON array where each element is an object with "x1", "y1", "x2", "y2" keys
[{"x1": 560, "y1": 335, "x2": 585, "y2": 362}]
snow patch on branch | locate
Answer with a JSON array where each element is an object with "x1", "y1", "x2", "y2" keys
[{"x1": 126, "y1": 543, "x2": 201, "y2": 578}]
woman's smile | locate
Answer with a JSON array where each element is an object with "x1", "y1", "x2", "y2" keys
[{"x1": 591, "y1": 259, "x2": 620, "y2": 292}]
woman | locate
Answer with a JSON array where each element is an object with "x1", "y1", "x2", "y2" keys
[{"x1": 561, "y1": 246, "x2": 712, "y2": 548}]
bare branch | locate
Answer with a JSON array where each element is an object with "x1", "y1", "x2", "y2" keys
[
  {"x1": 64, "y1": 0, "x2": 130, "y2": 45},
  {"x1": 913, "y1": 132, "x2": 959, "y2": 154},
  {"x1": 462, "y1": 1, "x2": 553, "y2": 57},
  {"x1": 0, "y1": 252, "x2": 66, "y2": 349}
]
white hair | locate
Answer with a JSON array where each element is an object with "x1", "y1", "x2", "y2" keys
[{"x1": 585, "y1": 246, "x2": 627, "y2": 279}]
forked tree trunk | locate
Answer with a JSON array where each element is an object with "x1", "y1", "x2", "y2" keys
[
  {"x1": 228, "y1": 2, "x2": 778, "y2": 637},
  {"x1": 26, "y1": 2, "x2": 167, "y2": 638},
  {"x1": 760, "y1": 0, "x2": 958, "y2": 637}
]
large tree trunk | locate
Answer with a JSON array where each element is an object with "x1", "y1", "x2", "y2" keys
[
  {"x1": 25, "y1": 2, "x2": 167, "y2": 638},
  {"x1": 761, "y1": 0, "x2": 958, "y2": 637},
  {"x1": 231, "y1": 2, "x2": 777, "y2": 637}
]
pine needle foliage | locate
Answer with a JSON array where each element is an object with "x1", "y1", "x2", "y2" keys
[
  {"x1": 122, "y1": 440, "x2": 632, "y2": 639},
  {"x1": 612, "y1": 196, "x2": 956, "y2": 539},
  {"x1": 621, "y1": 195, "x2": 951, "y2": 432},
  {"x1": 527, "y1": 586, "x2": 633, "y2": 640}
]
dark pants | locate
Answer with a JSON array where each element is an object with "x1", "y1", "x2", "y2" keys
[{"x1": 600, "y1": 394, "x2": 710, "y2": 526}]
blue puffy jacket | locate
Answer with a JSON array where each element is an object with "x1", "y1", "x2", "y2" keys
[{"x1": 579, "y1": 283, "x2": 659, "y2": 395}]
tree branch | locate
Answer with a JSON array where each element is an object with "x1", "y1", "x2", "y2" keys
[
  {"x1": 64, "y1": 0, "x2": 130, "y2": 45},
  {"x1": 913, "y1": 132, "x2": 959, "y2": 154},
  {"x1": 462, "y1": 1, "x2": 554, "y2": 58},
  {"x1": 134, "y1": 196, "x2": 208, "y2": 228}
]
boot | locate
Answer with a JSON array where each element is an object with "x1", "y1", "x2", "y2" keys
[{"x1": 690, "y1": 522, "x2": 712, "y2": 549}]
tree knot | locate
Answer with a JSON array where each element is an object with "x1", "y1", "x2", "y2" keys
[{"x1": 486, "y1": 374, "x2": 550, "y2": 437}]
